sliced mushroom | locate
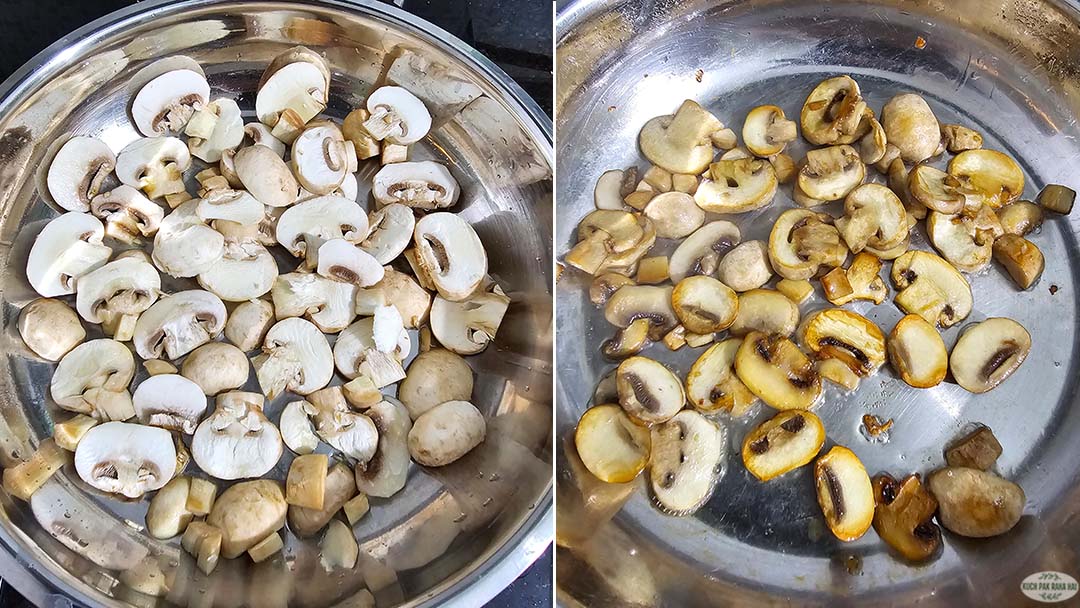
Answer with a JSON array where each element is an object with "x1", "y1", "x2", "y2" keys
[
  {"x1": 316, "y1": 238, "x2": 384, "y2": 287},
  {"x1": 694, "y1": 158, "x2": 778, "y2": 213},
  {"x1": 197, "y1": 238, "x2": 278, "y2": 302},
  {"x1": 185, "y1": 98, "x2": 244, "y2": 163},
  {"x1": 858, "y1": 116, "x2": 887, "y2": 164},
  {"x1": 742, "y1": 105, "x2": 797, "y2": 157},
  {"x1": 603, "y1": 285, "x2": 678, "y2": 340},
  {"x1": 413, "y1": 212, "x2": 487, "y2": 301},
  {"x1": 574, "y1": 404, "x2": 651, "y2": 483},
  {"x1": 132, "y1": 290, "x2": 226, "y2": 360},
  {"x1": 671, "y1": 276, "x2": 737, "y2": 334},
  {"x1": 814, "y1": 445, "x2": 874, "y2": 541},
  {"x1": 191, "y1": 391, "x2": 283, "y2": 480},
  {"x1": 593, "y1": 169, "x2": 631, "y2": 210},
  {"x1": 224, "y1": 298, "x2": 274, "y2": 352},
  {"x1": 941, "y1": 124, "x2": 983, "y2": 152},
  {"x1": 372, "y1": 160, "x2": 459, "y2": 210},
  {"x1": 820, "y1": 252, "x2": 887, "y2": 306},
  {"x1": 668, "y1": 221, "x2": 741, "y2": 283},
  {"x1": 642, "y1": 191, "x2": 704, "y2": 239},
  {"x1": 890, "y1": 250, "x2": 973, "y2": 327},
  {"x1": 46, "y1": 136, "x2": 116, "y2": 212},
  {"x1": 638, "y1": 100, "x2": 722, "y2": 174},
  {"x1": 90, "y1": 186, "x2": 164, "y2": 244},
  {"x1": 115, "y1": 137, "x2": 190, "y2": 199},
  {"x1": 430, "y1": 290, "x2": 510, "y2": 355},
  {"x1": 19, "y1": 298, "x2": 85, "y2": 361},
  {"x1": 253, "y1": 317, "x2": 333, "y2": 399},
  {"x1": 649, "y1": 410, "x2": 724, "y2": 516},
  {"x1": 602, "y1": 318, "x2": 651, "y2": 359},
  {"x1": 949, "y1": 317, "x2": 1030, "y2": 393},
  {"x1": 207, "y1": 479, "x2": 288, "y2": 558},
  {"x1": 243, "y1": 122, "x2": 287, "y2": 157},
  {"x1": 590, "y1": 273, "x2": 636, "y2": 306},
  {"x1": 256, "y1": 61, "x2": 327, "y2": 129},
  {"x1": 881, "y1": 94, "x2": 940, "y2": 163},
  {"x1": 872, "y1": 474, "x2": 941, "y2": 561},
  {"x1": 152, "y1": 200, "x2": 224, "y2": 278},
  {"x1": 816, "y1": 357, "x2": 860, "y2": 391},
  {"x1": 358, "y1": 267, "x2": 432, "y2": 328},
  {"x1": 364, "y1": 86, "x2": 431, "y2": 145},
  {"x1": 74, "y1": 257, "x2": 160, "y2": 340},
  {"x1": 800, "y1": 76, "x2": 868, "y2": 145},
  {"x1": 361, "y1": 203, "x2": 415, "y2": 264},
  {"x1": 685, "y1": 338, "x2": 757, "y2": 416},
  {"x1": 728, "y1": 288, "x2": 799, "y2": 337},
  {"x1": 407, "y1": 399, "x2": 486, "y2": 466},
  {"x1": 276, "y1": 195, "x2": 369, "y2": 263},
  {"x1": 196, "y1": 189, "x2": 263, "y2": 226},
  {"x1": 145, "y1": 476, "x2": 192, "y2": 539},
  {"x1": 180, "y1": 342, "x2": 250, "y2": 396},
  {"x1": 307, "y1": 386, "x2": 379, "y2": 464},
  {"x1": 927, "y1": 467, "x2": 1024, "y2": 538},
  {"x1": 74, "y1": 422, "x2": 176, "y2": 498},
  {"x1": 333, "y1": 317, "x2": 409, "y2": 379},
  {"x1": 947, "y1": 149, "x2": 1024, "y2": 208},
  {"x1": 767, "y1": 209, "x2": 847, "y2": 281},
  {"x1": 616, "y1": 356, "x2": 684, "y2": 424},
  {"x1": 734, "y1": 331, "x2": 820, "y2": 410},
  {"x1": 292, "y1": 123, "x2": 348, "y2": 195},
  {"x1": 1038, "y1": 184, "x2": 1075, "y2": 214},
  {"x1": 280, "y1": 400, "x2": 320, "y2": 455},
  {"x1": 566, "y1": 211, "x2": 656, "y2": 276},
  {"x1": 132, "y1": 374, "x2": 207, "y2": 433},
  {"x1": 836, "y1": 183, "x2": 908, "y2": 254},
  {"x1": 925, "y1": 210, "x2": 991, "y2": 272},
  {"x1": 797, "y1": 145, "x2": 865, "y2": 201},
  {"x1": 50, "y1": 339, "x2": 134, "y2": 415},
  {"x1": 131, "y1": 68, "x2": 209, "y2": 136},
  {"x1": 356, "y1": 398, "x2": 412, "y2": 497},
  {"x1": 742, "y1": 410, "x2": 824, "y2": 481},
  {"x1": 908, "y1": 164, "x2": 965, "y2": 214},
  {"x1": 998, "y1": 201, "x2": 1043, "y2": 236},
  {"x1": 800, "y1": 308, "x2": 885, "y2": 376},
  {"x1": 398, "y1": 349, "x2": 473, "y2": 420},
  {"x1": 993, "y1": 234, "x2": 1044, "y2": 289},
  {"x1": 26, "y1": 212, "x2": 112, "y2": 297},
  {"x1": 271, "y1": 271, "x2": 357, "y2": 333},
  {"x1": 888, "y1": 314, "x2": 948, "y2": 388},
  {"x1": 776, "y1": 278, "x2": 814, "y2": 304},
  {"x1": 288, "y1": 463, "x2": 355, "y2": 538},
  {"x1": 716, "y1": 240, "x2": 772, "y2": 292}
]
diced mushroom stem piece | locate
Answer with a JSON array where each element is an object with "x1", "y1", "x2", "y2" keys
[
  {"x1": 993, "y1": 235, "x2": 1044, "y2": 290},
  {"x1": 248, "y1": 532, "x2": 285, "y2": 563},
  {"x1": 2, "y1": 440, "x2": 67, "y2": 501},
  {"x1": 181, "y1": 521, "x2": 223, "y2": 575},
  {"x1": 1038, "y1": 184, "x2": 1075, "y2": 214},
  {"x1": 343, "y1": 494, "x2": 371, "y2": 525},
  {"x1": 286, "y1": 453, "x2": 328, "y2": 510},
  {"x1": 186, "y1": 477, "x2": 217, "y2": 516},
  {"x1": 945, "y1": 426, "x2": 1002, "y2": 470}
]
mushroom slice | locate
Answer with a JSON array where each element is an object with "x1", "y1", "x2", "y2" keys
[
  {"x1": 19, "y1": 298, "x2": 85, "y2": 361},
  {"x1": 594, "y1": 169, "x2": 631, "y2": 210},
  {"x1": 639, "y1": 100, "x2": 722, "y2": 174},
  {"x1": 132, "y1": 290, "x2": 226, "y2": 360},
  {"x1": 734, "y1": 331, "x2": 820, "y2": 410},
  {"x1": 858, "y1": 116, "x2": 887, "y2": 164},
  {"x1": 372, "y1": 161, "x2": 460, "y2": 210},
  {"x1": 51, "y1": 339, "x2": 135, "y2": 414},
  {"x1": 430, "y1": 290, "x2": 510, "y2": 355},
  {"x1": 993, "y1": 234, "x2": 1044, "y2": 290},
  {"x1": 361, "y1": 203, "x2": 415, "y2": 264},
  {"x1": 208, "y1": 479, "x2": 288, "y2": 558},
  {"x1": 197, "y1": 238, "x2": 278, "y2": 302},
  {"x1": 836, "y1": 183, "x2": 907, "y2": 253},
  {"x1": 668, "y1": 221, "x2": 741, "y2": 283},
  {"x1": 271, "y1": 271, "x2": 357, "y2": 333},
  {"x1": 694, "y1": 158, "x2": 778, "y2": 214},
  {"x1": 649, "y1": 410, "x2": 724, "y2": 516},
  {"x1": 353, "y1": 398, "x2": 410, "y2": 497},
  {"x1": 259, "y1": 45, "x2": 330, "y2": 91},
  {"x1": 292, "y1": 124, "x2": 348, "y2": 195},
  {"x1": 364, "y1": 86, "x2": 432, "y2": 145},
  {"x1": 945, "y1": 426, "x2": 1002, "y2": 470},
  {"x1": 927, "y1": 467, "x2": 1024, "y2": 538},
  {"x1": 27, "y1": 212, "x2": 112, "y2": 297},
  {"x1": 408, "y1": 400, "x2": 486, "y2": 466},
  {"x1": 926, "y1": 211, "x2": 993, "y2": 272},
  {"x1": 253, "y1": 317, "x2": 333, "y2": 399},
  {"x1": 115, "y1": 137, "x2": 190, "y2": 199},
  {"x1": 46, "y1": 136, "x2": 116, "y2": 212},
  {"x1": 814, "y1": 446, "x2": 874, "y2": 541},
  {"x1": 998, "y1": 201, "x2": 1043, "y2": 236},
  {"x1": 881, "y1": 94, "x2": 940, "y2": 163},
  {"x1": 243, "y1": 122, "x2": 287, "y2": 157},
  {"x1": 152, "y1": 200, "x2": 224, "y2": 278},
  {"x1": 131, "y1": 68, "x2": 210, "y2": 136},
  {"x1": 800, "y1": 76, "x2": 868, "y2": 145},
  {"x1": 949, "y1": 317, "x2": 1031, "y2": 393},
  {"x1": 280, "y1": 400, "x2": 320, "y2": 455},
  {"x1": 820, "y1": 252, "x2": 887, "y2": 306},
  {"x1": 890, "y1": 250, "x2": 973, "y2": 328},
  {"x1": 908, "y1": 164, "x2": 965, "y2": 214},
  {"x1": 728, "y1": 288, "x2": 799, "y2": 337},
  {"x1": 276, "y1": 195, "x2": 369, "y2": 262},
  {"x1": 1039, "y1": 184, "x2": 1075, "y2": 214},
  {"x1": 414, "y1": 212, "x2": 487, "y2": 301},
  {"x1": 255, "y1": 61, "x2": 327, "y2": 128},
  {"x1": 399, "y1": 349, "x2": 473, "y2": 420},
  {"x1": 767, "y1": 209, "x2": 847, "y2": 281},
  {"x1": 181, "y1": 342, "x2": 249, "y2": 396},
  {"x1": 797, "y1": 145, "x2": 865, "y2": 201},
  {"x1": 196, "y1": 189, "x2": 263, "y2": 226},
  {"x1": 132, "y1": 374, "x2": 207, "y2": 434},
  {"x1": 187, "y1": 98, "x2": 243, "y2": 162},
  {"x1": 715, "y1": 240, "x2": 772, "y2": 292},
  {"x1": 742, "y1": 410, "x2": 825, "y2": 481},
  {"x1": 224, "y1": 299, "x2": 274, "y2": 352},
  {"x1": 947, "y1": 149, "x2": 1024, "y2": 208},
  {"x1": 74, "y1": 422, "x2": 176, "y2": 498},
  {"x1": 616, "y1": 356, "x2": 685, "y2": 425},
  {"x1": 90, "y1": 186, "x2": 164, "y2": 244},
  {"x1": 75, "y1": 257, "x2": 161, "y2": 340},
  {"x1": 358, "y1": 267, "x2": 432, "y2": 328},
  {"x1": 800, "y1": 308, "x2": 886, "y2": 376},
  {"x1": 671, "y1": 276, "x2": 737, "y2": 334},
  {"x1": 873, "y1": 474, "x2": 941, "y2": 561},
  {"x1": 604, "y1": 285, "x2": 678, "y2": 340},
  {"x1": 742, "y1": 105, "x2": 798, "y2": 157},
  {"x1": 307, "y1": 387, "x2": 379, "y2": 464},
  {"x1": 316, "y1": 238, "x2": 384, "y2": 287},
  {"x1": 888, "y1": 314, "x2": 947, "y2": 388},
  {"x1": 191, "y1": 391, "x2": 283, "y2": 480},
  {"x1": 685, "y1": 338, "x2": 757, "y2": 416},
  {"x1": 643, "y1": 191, "x2": 704, "y2": 239},
  {"x1": 232, "y1": 144, "x2": 300, "y2": 208},
  {"x1": 941, "y1": 124, "x2": 983, "y2": 152},
  {"x1": 574, "y1": 404, "x2": 651, "y2": 484}
]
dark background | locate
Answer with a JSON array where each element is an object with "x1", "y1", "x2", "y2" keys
[{"x1": 0, "y1": 0, "x2": 552, "y2": 606}]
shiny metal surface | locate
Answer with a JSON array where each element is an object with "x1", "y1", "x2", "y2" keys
[
  {"x1": 0, "y1": 1, "x2": 553, "y2": 607},
  {"x1": 556, "y1": 1, "x2": 1080, "y2": 605}
]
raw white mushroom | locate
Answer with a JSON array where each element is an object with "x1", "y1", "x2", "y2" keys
[
  {"x1": 224, "y1": 299, "x2": 275, "y2": 352},
  {"x1": 187, "y1": 98, "x2": 244, "y2": 162},
  {"x1": 398, "y1": 349, "x2": 473, "y2": 420},
  {"x1": 74, "y1": 422, "x2": 176, "y2": 497},
  {"x1": 430, "y1": 291, "x2": 510, "y2": 355},
  {"x1": 371, "y1": 161, "x2": 459, "y2": 209},
  {"x1": 413, "y1": 212, "x2": 487, "y2": 301},
  {"x1": 280, "y1": 400, "x2": 320, "y2": 455},
  {"x1": 333, "y1": 317, "x2": 410, "y2": 379},
  {"x1": 271, "y1": 272, "x2": 357, "y2": 333},
  {"x1": 18, "y1": 298, "x2": 86, "y2": 361},
  {"x1": 131, "y1": 69, "x2": 210, "y2": 137},
  {"x1": 252, "y1": 317, "x2": 333, "y2": 399},
  {"x1": 306, "y1": 386, "x2": 378, "y2": 463},
  {"x1": 197, "y1": 237, "x2": 278, "y2": 302},
  {"x1": 255, "y1": 61, "x2": 328, "y2": 127},
  {"x1": 316, "y1": 238, "x2": 384, "y2": 286},
  {"x1": 364, "y1": 86, "x2": 432, "y2": 145},
  {"x1": 180, "y1": 342, "x2": 250, "y2": 396},
  {"x1": 190, "y1": 392, "x2": 283, "y2": 480},
  {"x1": 292, "y1": 123, "x2": 348, "y2": 195},
  {"x1": 74, "y1": 257, "x2": 161, "y2": 340},
  {"x1": 115, "y1": 137, "x2": 191, "y2": 199},
  {"x1": 232, "y1": 144, "x2": 300, "y2": 208},
  {"x1": 152, "y1": 200, "x2": 224, "y2": 278},
  {"x1": 50, "y1": 339, "x2": 134, "y2": 415},
  {"x1": 132, "y1": 290, "x2": 227, "y2": 360},
  {"x1": 356, "y1": 398, "x2": 412, "y2": 497},
  {"x1": 275, "y1": 195, "x2": 369, "y2": 263},
  {"x1": 407, "y1": 400, "x2": 485, "y2": 466},
  {"x1": 243, "y1": 123, "x2": 287, "y2": 157},
  {"x1": 26, "y1": 212, "x2": 112, "y2": 297},
  {"x1": 196, "y1": 189, "x2": 264, "y2": 226},
  {"x1": 46, "y1": 136, "x2": 116, "y2": 212},
  {"x1": 90, "y1": 185, "x2": 165, "y2": 243},
  {"x1": 361, "y1": 203, "x2": 416, "y2": 264},
  {"x1": 337, "y1": 172, "x2": 359, "y2": 202},
  {"x1": 716, "y1": 240, "x2": 772, "y2": 292},
  {"x1": 132, "y1": 374, "x2": 207, "y2": 434},
  {"x1": 373, "y1": 304, "x2": 405, "y2": 354}
]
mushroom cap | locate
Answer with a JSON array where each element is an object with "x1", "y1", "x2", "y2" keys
[
  {"x1": 152, "y1": 201, "x2": 225, "y2": 278},
  {"x1": 207, "y1": 479, "x2": 287, "y2": 558},
  {"x1": 668, "y1": 220, "x2": 741, "y2": 283},
  {"x1": 292, "y1": 124, "x2": 348, "y2": 195},
  {"x1": 255, "y1": 317, "x2": 334, "y2": 397},
  {"x1": 131, "y1": 69, "x2": 210, "y2": 137},
  {"x1": 46, "y1": 136, "x2": 116, "y2": 212},
  {"x1": 356, "y1": 398, "x2": 413, "y2": 497},
  {"x1": 643, "y1": 191, "x2": 705, "y2": 239},
  {"x1": 398, "y1": 348, "x2": 474, "y2": 420},
  {"x1": 18, "y1": 298, "x2": 86, "y2": 361},
  {"x1": 800, "y1": 76, "x2": 868, "y2": 146},
  {"x1": 27, "y1": 212, "x2": 112, "y2": 297},
  {"x1": 270, "y1": 271, "x2": 357, "y2": 333},
  {"x1": 430, "y1": 291, "x2": 510, "y2": 355},
  {"x1": 132, "y1": 289, "x2": 227, "y2": 360},
  {"x1": 188, "y1": 98, "x2": 244, "y2": 162},
  {"x1": 180, "y1": 342, "x2": 251, "y2": 396},
  {"x1": 191, "y1": 392, "x2": 283, "y2": 480},
  {"x1": 233, "y1": 144, "x2": 300, "y2": 208},
  {"x1": 50, "y1": 338, "x2": 135, "y2": 413},
  {"x1": 115, "y1": 137, "x2": 191, "y2": 188},
  {"x1": 132, "y1": 373, "x2": 208, "y2": 433},
  {"x1": 413, "y1": 212, "x2": 487, "y2": 301},
  {"x1": 797, "y1": 145, "x2": 865, "y2": 201},
  {"x1": 316, "y1": 238, "x2": 384, "y2": 287},
  {"x1": 694, "y1": 159, "x2": 778, "y2": 214},
  {"x1": 256, "y1": 61, "x2": 327, "y2": 126},
  {"x1": 90, "y1": 185, "x2": 165, "y2": 239},
  {"x1": 333, "y1": 316, "x2": 410, "y2": 379},
  {"x1": 947, "y1": 149, "x2": 1024, "y2": 209},
  {"x1": 276, "y1": 195, "x2": 369, "y2": 258},
  {"x1": 836, "y1": 183, "x2": 908, "y2": 253},
  {"x1": 638, "y1": 100, "x2": 722, "y2": 174},
  {"x1": 223, "y1": 298, "x2": 275, "y2": 352},
  {"x1": 74, "y1": 257, "x2": 161, "y2": 324},
  {"x1": 372, "y1": 161, "x2": 460, "y2": 209},
  {"x1": 881, "y1": 93, "x2": 940, "y2": 163},
  {"x1": 407, "y1": 400, "x2": 486, "y2": 467},
  {"x1": 74, "y1": 422, "x2": 177, "y2": 498},
  {"x1": 197, "y1": 240, "x2": 278, "y2": 302},
  {"x1": 365, "y1": 86, "x2": 432, "y2": 145}
]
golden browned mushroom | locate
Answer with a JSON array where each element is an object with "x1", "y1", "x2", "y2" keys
[
  {"x1": 927, "y1": 467, "x2": 1024, "y2": 538},
  {"x1": 945, "y1": 426, "x2": 1002, "y2": 470},
  {"x1": 836, "y1": 183, "x2": 908, "y2": 254},
  {"x1": 890, "y1": 250, "x2": 973, "y2": 328},
  {"x1": 742, "y1": 105, "x2": 798, "y2": 157},
  {"x1": 671, "y1": 276, "x2": 738, "y2": 334},
  {"x1": 800, "y1": 76, "x2": 869, "y2": 145},
  {"x1": 947, "y1": 149, "x2": 1024, "y2": 208},
  {"x1": 685, "y1": 338, "x2": 757, "y2": 416},
  {"x1": 1038, "y1": 184, "x2": 1075, "y2": 214},
  {"x1": 768, "y1": 209, "x2": 848, "y2": 280},
  {"x1": 649, "y1": 410, "x2": 725, "y2": 516},
  {"x1": 797, "y1": 145, "x2": 865, "y2": 202},
  {"x1": 820, "y1": 252, "x2": 887, "y2": 306},
  {"x1": 993, "y1": 234, "x2": 1044, "y2": 289},
  {"x1": 888, "y1": 314, "x2": 948, "y2": 388},
  {"x1": 694, "y1": 158, "x2": 778, "y2": 214},
  {"x1": 908, "y1": 164, "x2": 965, "y2": 214},
  {"x1": 881, "y1": 93, "x2": 940, "y2": 163},
  {"x1": 940, "y1": 124, "x2": 983, "y2": 152},
  {"x1": 814, "y1": 446, "x2": 874, "y2": 541},
  {"x1": 616, "y1": 356, "x2": 685, "y2": 424},
  {"x1": 872, "y1": 473, "x2": 941, "y2": 562},
  {"x1": 604, "y1": 284, "x2": 678, "y2": 340},
  {"x1": 799, "y1": 308, "x2": 886, "y2": 377},
  {"x1": 639, "y1": 100, "x2": 723, "y2": 174},
  {"x1": 742, "y1": 410, "x2": 824, "y2": 481},
  {"x1": 998, "y1": 201, "x2": 1043, "y2": 236},
  {"x1": 734, "y1": 332, "x2": 820, "y2": 410},
  {"x1": 574, "y1": 404, "x2": 651, "y2": 484},
  {"x1": 949, "y1": 317, "x2": 1030, "y2": 393},
  {"x1": 728, "y1": 288, "x2": 799, "y2": 337}
]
